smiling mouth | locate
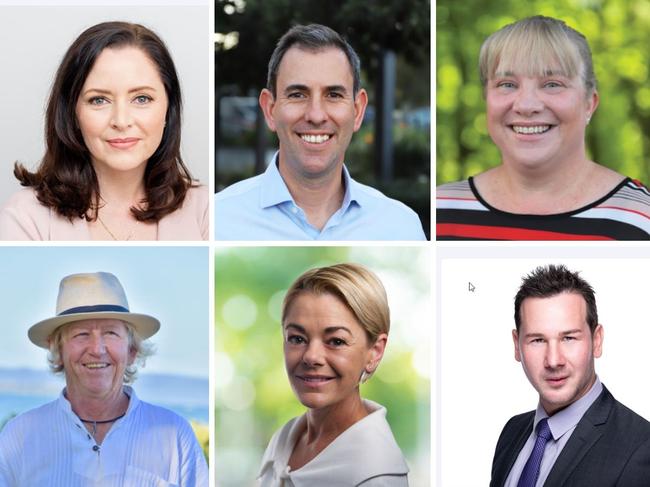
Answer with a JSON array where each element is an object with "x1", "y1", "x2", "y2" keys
[
  {"x1": 296, "y1": 374, "x2": 335, "y2": 383},
  {"x1": 299, "y1": 134, "x2": 331, "y2": 144},
  {"x1": 511, "y1": 125, "x2": 552, "y2": 135},
  {"x1": 84, "y1": 363, "x2": 110, "y2": 369}
]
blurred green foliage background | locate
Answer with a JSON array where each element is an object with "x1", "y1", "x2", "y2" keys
[
  {"x1": 215, "y1": 247, "x2": 430, "y2": 486},
  {"x1": 437, "y1": 0, "x2": 650, "y2": 185}
]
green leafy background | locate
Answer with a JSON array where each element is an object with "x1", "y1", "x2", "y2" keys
[{"x1": 437, "y1": 0, "x2": 650, "y2": 184}]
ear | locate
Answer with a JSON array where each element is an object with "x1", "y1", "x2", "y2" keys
[
  {"x1": 366, "y1": 333, "x2": 388, "y2": 373},
  {"x1": 259, "y1": 88, "x2": 277, "y2": 132},
  {"x1": 352, "y1": 88, "x2": 368, "y2": 132},
  {"x1": 592, "y1": 324, "x2": 603, "y2": 358},
  {"x1": 587, "y1": 89, "x2": 599, "y2": 120},
  {"x1": 128, "y1": 346, "x2": 137, "y2": 366},
  {"x1": 512, "y1": 329, "x2": 522, "y2": 363}
]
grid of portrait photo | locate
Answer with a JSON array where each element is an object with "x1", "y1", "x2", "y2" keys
[{"x1": 2, "y1": 1, "x2": 650, "y2": 487}]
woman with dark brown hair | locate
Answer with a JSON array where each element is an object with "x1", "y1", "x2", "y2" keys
[{"x1": 0, "y1": 21, "x2": 208, "y2": 240}]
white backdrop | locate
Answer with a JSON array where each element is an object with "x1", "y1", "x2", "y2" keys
[
  {"x1": 0, "y1": 2, "x2": 209, "y2": 205},
  {"x1": 437, "y1": 245, "x2": 650, "y2": 486}
]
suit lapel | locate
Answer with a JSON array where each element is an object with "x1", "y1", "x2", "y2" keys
[
  {"x1": 493, "y1": 414, "x2": 534, "y2": 487},
  {"x1": 543, "y1": 388, "x2": 613, "y2": 486}
]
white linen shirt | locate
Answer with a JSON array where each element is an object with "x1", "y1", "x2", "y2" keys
[
  {"x1": 258, "y1": 400, "x2": 409, "y2": 486},
  {"x1": 0, "y1": 386, "x2": 208, "y2": 487}
]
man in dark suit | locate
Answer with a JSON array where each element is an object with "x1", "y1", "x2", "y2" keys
[{"x1": 491, "y1": 265, "x2": 650, "y2": 487}]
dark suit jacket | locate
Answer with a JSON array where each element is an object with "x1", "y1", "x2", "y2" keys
[{"x1": 490, "y1": 386, "x2": 650, "y2": 486}]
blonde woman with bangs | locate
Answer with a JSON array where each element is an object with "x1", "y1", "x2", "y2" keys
[
  {"x1": 437, "y1": 15, "x2": 650, "y2": 240},
  {"x1": 257, "y1": 263, "x2": 409, "y2": 486}
]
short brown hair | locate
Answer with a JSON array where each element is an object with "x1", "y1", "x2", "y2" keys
[
  {"x1": 514, "y1": 264, "x2": 598, "y2": 333},
  {"x1": 282, "y1": 263, "x2": 389, "y2": 343}
]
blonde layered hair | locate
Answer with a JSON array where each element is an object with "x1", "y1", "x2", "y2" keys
[
  {"x1": 47, "y1": 321, "x2": 154, "y2": 384},
  {"x1": 282, "y1": 263, "x2": 390, "y2": 343},
  {"x1": 479, "y1": 16, "x2": 596, "y2": 95}
]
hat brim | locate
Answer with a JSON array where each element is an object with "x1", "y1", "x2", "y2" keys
[{"x1": 28, "y1": 312, "x2": 160, "y2": 349}]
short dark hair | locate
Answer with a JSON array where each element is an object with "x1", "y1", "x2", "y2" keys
[
  {"x1": 514, "y1": 264, "x2": 598, "y2": 333},
  {"x1": 14, "y1": 21, "x2": 194, "y2": 222},
  {"x1": 266, "y1": 23, "x2": 361, "y2": 98}
]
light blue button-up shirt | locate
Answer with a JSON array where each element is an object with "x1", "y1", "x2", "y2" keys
[{"x1": 215, "y1": 154, "x2": 426, "y2": 241}]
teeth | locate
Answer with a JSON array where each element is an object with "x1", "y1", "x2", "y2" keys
[
  {"x1": 300, "y1": 134, "x2": 330, "y2": 144},
  {"x1": 85, "y1": 363, "x2": 109, "y2": 369},
  {"x1": 512, "y1": 125, "x2": 550, "y2": 134}
]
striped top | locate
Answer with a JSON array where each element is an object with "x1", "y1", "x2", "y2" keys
[{"x1": 437, "y1": 177, "x2": 650, "y2": 240}]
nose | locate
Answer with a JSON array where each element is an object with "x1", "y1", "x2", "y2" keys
[
  {"x1": 89, "y1": 333, "x2": 106, "y2": 355},
  {"x1": 304, "y1": 96, "x2": 328, "y2": 125},
  {"x1": 302, "y1": 340, "x2": 325, "y2": 367},
  {"x1": 513, "y1": 83, "x2": 544, "y2": 116},
  {"x1": 544, "y1": 340, "x2": 566, "y2": 369},
  {"x1": 110, "y1": 100, "x2": 133, "y2": 129}
]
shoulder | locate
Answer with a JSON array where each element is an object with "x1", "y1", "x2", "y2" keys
[
  {"x1": 436, "y1": 179, "x2": 474, "y2": 199},
  {"x1": 134, "y1": 399, "x2": 193, "y2": 429},
  {"x1": 494, "y1": 410, "x2": 534, "y2": 448},
  {"x1": 0, "y1": 398, "x2": 59, "y2": 438},
  {"x1": 215, "y1": 174, "x2": 264, "y2": 204},
  {"x1": 261, "y1": 416, "x2": 300, "y2": 463},
  {"x1": 350, "y1": 179, "x2": 425, "y2": 239},
  {"x1": 0, "y1": 187, "x2": 51, "y2": 240},
  {"x1": 158, "y1": 183, "x2": 209, "y2": 240}
]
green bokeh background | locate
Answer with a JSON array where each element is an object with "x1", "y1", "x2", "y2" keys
[
  {"x1": 437, "y1": 0, "x2": 650, "y2": 185},
  {"x1": 215, "y1": 247, "x2": 430, "y2": 486}
]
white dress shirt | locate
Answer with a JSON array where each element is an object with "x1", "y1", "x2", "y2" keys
[
  {"x1": 0, "y1": 386, "x2": 208, "y2": 487},
  {"x1": 258, "y1": 400, "x2": 409, "y2": 486}
]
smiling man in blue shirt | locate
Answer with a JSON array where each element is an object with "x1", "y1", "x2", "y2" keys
[{"x1": 215, "y1": 24, "x2": 426, "y2": 241}]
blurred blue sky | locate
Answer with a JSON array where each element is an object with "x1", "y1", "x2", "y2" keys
[{"x1": 0, "y1": 246, "x2": 208, "y2": 379}]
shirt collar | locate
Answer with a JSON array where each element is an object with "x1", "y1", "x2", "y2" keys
[
  {"x1": 58, "y1": 385, "x2": 140, "y2": 427},
  {"x1": 258, "y1": 152, "x2": 360, "y2": 211},
  {"x1": 534, "y1": 376, "x2": 603, "y2": 441}
]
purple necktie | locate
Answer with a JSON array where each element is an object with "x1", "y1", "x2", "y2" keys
[{"x1": 517, "y1": 418, "x2": 553, "y2": 487}]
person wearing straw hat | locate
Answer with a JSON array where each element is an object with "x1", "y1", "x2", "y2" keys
[{"x1": 0, "y1": 272, "x2": 208, "y2": 487}]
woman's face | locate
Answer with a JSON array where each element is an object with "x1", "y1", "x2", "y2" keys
[
  {"x1": 486, "y1": 66, "x2": 598, "y2": 171},
  {"x1": 75, "y1": 46, "x2": 168, "y2": 178},
  {"x1": 282, "y1": 291, "x2": 385, "y2": 411}
]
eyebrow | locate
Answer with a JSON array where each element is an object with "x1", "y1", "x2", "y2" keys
[
  {"x1": 493, "y1": 69, "x2": 568, "y2": 78},
  {"x1": 284, "y1": 323, "x2": 353, "y2": 335},
  {"x1": 283, "y1": 84, "x2": 349, "y2": 95},
  {"x1": 81, "y1": 85, "x2": 158, "y2": 96},
  {"x1": 524, "y1": 329, "x2": 584, "y2": 339}
]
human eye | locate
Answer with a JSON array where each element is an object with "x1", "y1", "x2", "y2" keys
[
  {"x1": 530, "y1": 337, "x2": 545, "y2": 344},
  {"x1": 286, "y1": 334, "x2": 306, "y2": 345},
  {"x1": 544, "y1": 80, "x2": 563, "y2": 89},
  {"x1": 287, "y1": 91, "x2": 306, "y2": 99},
  {"x1": 562, "y1": 335, "x2": 577, "y2": 342},
  {"x1": 327, "y1": 90, "x2": 345, "y2": 99},
  {"x1": 88, "y1": 96, "x2": 109, "y2": 106},
  {"x1": 133, "y1": 94, "x2": 153, "y2": 104},
  {"x1": 327, "y1": 337, "x2": 348, "y2": 347},
  {"x1": 496, "y1": 80, "x2": 516, "y2": 89}
]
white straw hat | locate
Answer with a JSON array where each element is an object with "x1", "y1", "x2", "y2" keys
[{"x1": 28, "y1": 272, "x2": 160, "y2": 349}]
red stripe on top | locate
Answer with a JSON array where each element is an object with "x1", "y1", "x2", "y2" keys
[
  {"x1": 437, "y1": 223, "x2": 614, "y2": 241},
  {"x1": 595, "y1": 206, "x2": 650, "y2": 221}
]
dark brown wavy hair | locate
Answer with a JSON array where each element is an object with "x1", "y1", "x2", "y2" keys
[{"x1": 14, "y1": 21, "x2": 194, "y2": 222}]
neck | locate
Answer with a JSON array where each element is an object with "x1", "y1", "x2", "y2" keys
[
  {"x1": 66, "y1": 385, "x2": 128, "y2": 422},
  {"x1": 277, "y1": 157, "x2": 345, "y2": 231},
  {"x1": 303, "y1": 392, "x2": 368, "y2": 444},
  {"x1": 93, "y1": 165, "x2": 147, "y2": 212},
  {"x1": 494, "y1": 155, "x2": 597, "y2": 213}
]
